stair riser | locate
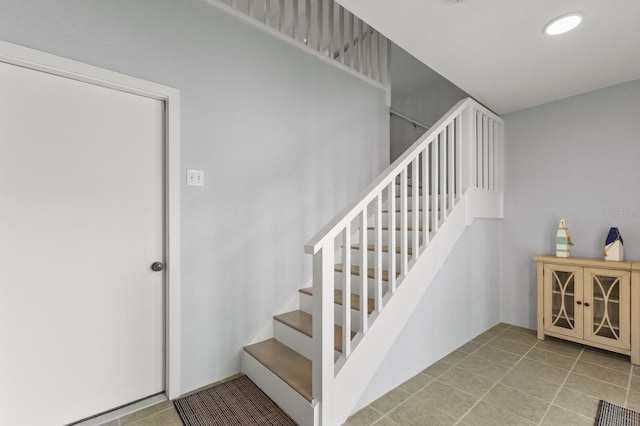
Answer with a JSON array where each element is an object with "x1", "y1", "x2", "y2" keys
[
  {"x1": 379, "y1": 211, "x2": 428, "y2": 227},
  {"x1": 274, "y1": 321, "x2": 342, "y2": 361},
  {"x1": 299, "y1": 291, "x2": 363, "y2": 333},
  {"x1": 365, "y1": 230, "x2": 426, "y2": 247},
  {"x1": 242, "y1": 352, "x2": 316, "y2": 426},
  {"x1": 333, "y1": 273, "x2": 391, "y2": 298},
  {"x1": 350, "y1": 247, "x2": 420, "y2": 269}
]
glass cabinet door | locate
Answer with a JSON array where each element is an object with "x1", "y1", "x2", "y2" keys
[
  {"x1": 543, "y1": 264, "x2": 583, "y2": 339},
  {"x1": 584, "y1": 268, "x2": 630, "y2": 350}
]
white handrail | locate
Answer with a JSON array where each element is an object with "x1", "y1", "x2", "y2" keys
[{"x1": 307, "y1": 97, "x2": 503, "y2": 424}]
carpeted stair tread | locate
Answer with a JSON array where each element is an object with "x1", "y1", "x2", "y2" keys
[
  {"x1": 274, "y1": 310, "x2": 354, "y2": 352},
  {"x1": 334, "y1": 263, "x2": 400, "y2": 281},
  {"x1": 299, "y1": 287, "x2": 375, "y2": 314},
  {"x1": 351, "y1": 244, "x2": 413, "y2": 256},
  {"x1": 243, "y1": 338, "x2": 312, "y2": 402}
]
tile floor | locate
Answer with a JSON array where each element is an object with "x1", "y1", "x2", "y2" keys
[
  {"x1": 344, "y1": 323, "x2": 640, "y2": 425},
  {"x1": 102, "y1": 323, "x2": 640, "y2": 425}
]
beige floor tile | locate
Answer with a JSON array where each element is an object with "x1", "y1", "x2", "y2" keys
[
  {"x1": 525, "y1": 347, "x2": 577, "y2": 370},
  {"x1": 572, "y1": 360, "x2": 630, "y2": 388},
  {"x1": 457, "y1": 340, "x2": 483, "y2": 354},
  {"x1": 626, "y1": 389, "x2": 640, "y2": 411},
  {"x1": 438, "y1": 367, "x2": 495, "y2": 398},
  {"x1": 422, "y1": 360, "x2": 454, "y2": 379},
  {"x1": 473, "y1": 345, "x2": 521, "y2": 368},
  {"x1": 630, "y1": 375, "x2": 640, "y2": 393},
  {"x1": 482, "y1": 384, "x2": 549, "y2": 423},
  {"x1": 399, "y1": 373, "x2": 433, "y2": 394},
  {"x1": 472, "y1": 331, "x2": 498, "y2": 345},
  {"x1": 120, "y1": 401, "x2": 173, "y2": 425},
  {"x1": 553, "y1": 387, "x2": 600, "y2": 419},
  {"x1": 372, "y1": 417, "x2": 398, "y2": 426},
  {"x1": 499, "y1": 329, "x2": 540, "y2": 346},
  {"x1": 441, "y1": 349, "x2": 469, "y2": 365},
  {"x1": 535, "y1": 338, "x2": 584, "y2": 358},
  {"x1": 564, "y1": 372, "x2": 626, "y2": 405},
  {"x1": 415, "y1": 381, "x2": 478, "y2": 420},
  {"x1": 370, "y1": 388, "x2": 412, "y2": 414},
  {"x1": 508, "y1": 325, "x2": 537, "y2": 336},
  {"x1": 388, "y1": 396, "x2": 456, "y2": 426},
  {"x1": 487, "y1": 337, "x2": 533, "y2": 356},
  {"x1": 633, "y1": 365, "x2": 640, "y2": 376},
  {"x1": 460, "y1": 401, "x2": 535, "y2": 426},
  {"x1": 579, "y1": 348, "x2": 631, "y2": 373},
  {"x1": 128, "y1": 408, "x2": 182, "y2": 426},
  {"x1": 100, "y1": 421, "x2": 119, "y2": 426},
  {"x1": 513, "y1": 358, "x2": 569, "y2": 385},
  {"x1": 541, "y1": 405, "x2": 593, "y2": 426},
  {"x1": 343, "y1": 406, "x2": 383, "y2": 426},
  {"x1": 457, "y1": 355, "x2": 509, "y2": 382},
  {"x1": 500, "y1": 370, "x2": 561, "y2": 402},
  {"x1": 488, "y1": 323, "x2": 511, "y2": 334}
]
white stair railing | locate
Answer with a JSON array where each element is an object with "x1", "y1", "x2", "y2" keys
[
  {"x1": 305, "y1": 98, "x2": 503, "y2": 424},
  {"x1": 209, "y1": 0, "x2": 388, "y2": 85}
]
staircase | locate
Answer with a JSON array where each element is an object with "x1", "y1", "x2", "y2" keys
[{"x1": 242, "y1": 98, "x2": 504, "y2": 425}]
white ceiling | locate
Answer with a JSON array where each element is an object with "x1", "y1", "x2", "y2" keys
[{"x1": 336, "y1": 0, "x2": 640, "y2": 114}]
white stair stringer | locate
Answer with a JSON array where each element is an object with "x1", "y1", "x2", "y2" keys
[{"x1": 329, "y1": 190, "x2": 495, "y2": 425}]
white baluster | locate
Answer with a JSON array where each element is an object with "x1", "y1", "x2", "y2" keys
[
  {"x1": 328, "y1": 0, "x2": 334, "y2": 58},
  {"x1": 475, "y1": 111, "x2": 481, "y2": 188},
  {"x1": 317, "y1": 0, "x2": 323, "y2": 51},
  {"x1": 339, "y1": 5, "x2": 345, "y2": 64},
  {"x1": 456, "y1": 115, "x2": 462, "y2": 200},
  {"x1": 399, "y1": 168, "x2": 408, "y2": 277},
  {"x1": 265, "y1": 0, "x2": 271, "y2": 26},
  {"x1": 448, "y1": 122, "x2": 454, "y2": 210},
  {"x1": 421, "y1": 147, "x2": 430, "y2": 245},
  {"x1": 411, "y1": 158, "x2": 419, "y2": 260},
  {"x1": 388, "y1": 180, "x2": 396, "y2": 293},
  {"x1": 278, "y1": 0, "x2": 284, "y2": 32},
  {"x1": 432, "y1": 137, "x2": 439, "y2": 232},
  {"x1": 483, "y1": 115, "x2": 489, "y2": 190},
  {"x1": 342, "y1": 223, "x2": 351, "y2": 356},
  {"x1": 441, "y1": 130, "x2": 448, "y2": 219},
  {"x1": 305, "y1": 0, "x2": 311, "y2": 45},
  {"x1": 292, "y1": 0, "x2": 299, "y2": 40},
  {"x1": 348, "y1": 13, "x2": 355, "y2": 69},
  {"x1": 375, "y1": 193, "x2": 383, "y2": 312},
  {"x1": 359, "y1": 210, "x2": 368, "y2": 333},
  {"x1": 488, "y1": 119, "x2": 495, "y2": 191}
]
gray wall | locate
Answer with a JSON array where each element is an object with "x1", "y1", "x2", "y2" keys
[
  {"x1": 500, "y1": 79, "x2": 640, "y2": 328},
  {"x1": 354, "y1": 219, "x2": 502, "y2": 411},
  {"x1": 390, "y1": 44, "x2": 469, "y2": 161},
  {"x1": 0, "y1": 0, "x2": 389, "y2": 393}
]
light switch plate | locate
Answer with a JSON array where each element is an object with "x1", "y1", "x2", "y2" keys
[{"x1": 187, "y1": 169, "x2": 204, "y2": 186}]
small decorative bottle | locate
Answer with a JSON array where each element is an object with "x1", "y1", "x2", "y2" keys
[
  {"x1": 604, "y1": 227, "x2": 624, "y2": 261},
  {"x1": 556, "y1": 219, "x2": 574, "y2": 258}
]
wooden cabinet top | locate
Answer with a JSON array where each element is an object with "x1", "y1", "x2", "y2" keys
[{"x1": 535, "y1": 255, "x2": 639, "y2": 271}]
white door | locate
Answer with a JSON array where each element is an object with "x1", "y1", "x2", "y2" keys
[{"x1": 0, "y1": 60, "x2": 165, "y2": 425}]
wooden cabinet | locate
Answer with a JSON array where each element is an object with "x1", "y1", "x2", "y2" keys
[{"x1": 535, "y1": 255, "x2": 640, "y2": 364}]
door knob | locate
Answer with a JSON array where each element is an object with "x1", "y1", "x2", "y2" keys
[{"x1": 151, "y1": 262, "x2": 164, "y2": 272}]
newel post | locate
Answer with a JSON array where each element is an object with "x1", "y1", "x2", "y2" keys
[{"x1": 312, "y1": 246, "x2": 334, "y2": 425}]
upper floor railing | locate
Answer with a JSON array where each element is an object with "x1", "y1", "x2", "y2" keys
[{"x1": 209, "y1": 0, "x2": 389, "y2": 86}]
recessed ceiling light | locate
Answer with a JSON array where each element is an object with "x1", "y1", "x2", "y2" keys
[{"x1": 544, "y1": 14, "x2": 582, "y2": 36}]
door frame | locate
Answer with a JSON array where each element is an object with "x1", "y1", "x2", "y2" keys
[{"x1": 0, "y1": 40, "x2": 181, "y2": 399}]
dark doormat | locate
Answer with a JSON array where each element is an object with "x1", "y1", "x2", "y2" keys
[
  {"x1": 594, "y1": 400, "x2": 640, "y2": 426},
  {"x1": 173, "y1": 375, "x2": 298, "y2": 425}
]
